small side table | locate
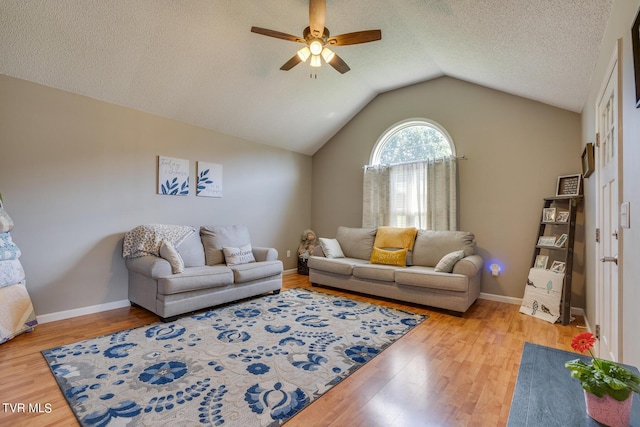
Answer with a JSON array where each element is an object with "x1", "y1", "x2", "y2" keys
[{"x1": 508, "y1": 342, "x2": 640, "y2": 426}]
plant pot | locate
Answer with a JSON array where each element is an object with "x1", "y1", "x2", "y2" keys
[{"x1": 584, "y1": 390, "x2": 633, "y2": 427}]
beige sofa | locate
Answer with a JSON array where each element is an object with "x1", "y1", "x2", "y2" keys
[
  {"x1": 124, "y1": 225, "x2": 282, "y2": 321},
  {"x1": 308, "y1": 226, "x2": 484, "y2": 314}
]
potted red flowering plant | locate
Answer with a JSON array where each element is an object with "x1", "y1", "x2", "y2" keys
[{"x1": 565, "y1": 332, "x2": 640, "y2": 426}]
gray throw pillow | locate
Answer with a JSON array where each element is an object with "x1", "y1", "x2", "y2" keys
[
  {"x1": 434, "y1": 250, "x2": 465, "y2": 273},
  {"x1": 159, "y1": 240, "x2": 185, "y2": 274}
]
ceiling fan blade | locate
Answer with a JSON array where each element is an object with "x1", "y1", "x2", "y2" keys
[
  {"x1": 280, "y1": 54, "x2": 303, "y2": 71},
  {"x1": 309, "y1": 0, "x2": 326, "y2": 38},
  {"x1": 327, "y1": 30, "x2": 382, "y2": 46},
  {"x1": 251, "y1": 26, "x2": 304, "y2": 43},
  {"x1": 327, "y1": 53, "x2": 350, "y2": 74}
]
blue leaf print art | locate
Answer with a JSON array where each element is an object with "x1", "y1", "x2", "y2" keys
[
  {"x1": 158, "y1": 156, "x2": 189, "y2": 196},
  {"x1": 197, "y1": 161, "x2": 223, "y2": 198}
]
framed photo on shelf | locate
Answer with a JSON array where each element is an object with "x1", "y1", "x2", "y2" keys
[
  {"x1": 542, "y1": 207, "x2": 557, "y2": 222},
  {"x1": 582, "y1": 143, "x2": 594, "y2": 178},
  {"x1": 556, "y1": 174, "x2": 582, "y2": 197},
  {"x1": 550, "y1": 261, "x2": 566, "y2": 273},
  {"x1": 554, "y1": 233, "x2": 568, "y2": 248},
  {"x1": 534, "y1": 255, "x2": 549, "y2": 269},
  {"x1": 538, "y1": 236, "x2": 556, "y2": 246},
  {"x1": 556, "y1": 211, "x2": 570, "y2": 223}
]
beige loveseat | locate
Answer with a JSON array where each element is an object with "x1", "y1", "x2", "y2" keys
[
  {"x1": 124, "y1": 225, "x2": 282, "y2": 321},
  {"x1": 308, "y1": 226, "x2": 484, "y2": 314}
]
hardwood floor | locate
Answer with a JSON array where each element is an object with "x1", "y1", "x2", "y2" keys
[{"x1": 0, "y1": 274, "x2": 585, "y2": 427}]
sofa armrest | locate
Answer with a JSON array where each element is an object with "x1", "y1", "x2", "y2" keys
[
  {"x1": 252, "y1": 247, "x2": 278, "y2": 262},
  {"x1": 452, "y1": 254, "x2": 484, "y2": 278},
  {"x1": 125, "y1": 255, "x2": 172, "y2": 278}
]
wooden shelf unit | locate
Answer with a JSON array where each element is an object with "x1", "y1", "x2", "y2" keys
[{"x1": 531, "y1": 196, "x2": 582, "y2": 325}]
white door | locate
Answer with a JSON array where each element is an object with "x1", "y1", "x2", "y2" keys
[{"x1": 595, "y1": 42, "x2": 621, "y2": 362}]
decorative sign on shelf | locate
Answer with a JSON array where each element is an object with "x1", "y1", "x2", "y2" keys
[{"x1": 555, "y1": 174, "x2": 582, "y2": 197}]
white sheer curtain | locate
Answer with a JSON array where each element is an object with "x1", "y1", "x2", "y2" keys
[{"x1": 362, "y1": 157, "x2": 457, "y2": 230}]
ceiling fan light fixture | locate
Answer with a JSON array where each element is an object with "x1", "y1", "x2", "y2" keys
[
  {"x1": 297, "y1": 46, "x2": 311, "y2": 62},
  {"x1": 309, "y1": 40, "x2": 323, "y2": 55},
  {"x1": 321, "y1": 47, "x2": 335, "y2": 63},
  {"x1": 310, "y1": 54, "x2": 322, "y2": 67}
]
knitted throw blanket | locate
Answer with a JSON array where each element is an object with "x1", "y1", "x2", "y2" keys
[{"x1": 122, "y1": 224, "x2": 195, "y2": 259}]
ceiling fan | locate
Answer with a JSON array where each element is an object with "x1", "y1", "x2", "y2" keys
[{"x1": 251, "y1": 0, "x2": 381, "y2": 74}]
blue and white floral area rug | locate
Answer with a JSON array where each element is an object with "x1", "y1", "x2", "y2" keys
[{"x1": 42, "y1": 288, "x2": 427, "y2": 427}]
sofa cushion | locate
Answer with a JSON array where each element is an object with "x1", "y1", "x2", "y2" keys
[
  {"x1": 434, "y1": 250, "x2": 465, "y2": 273},
  {"x1": 370, "y1": 247, "x2": 407, "y2": 267},
  {"x1": 308, "y1": 256, "x2": 367, "y2": 276},
  {"x1": 352, "y1": 264, "x2": 398, "y2": 282},
  {"x1": 200, "y1": 225, "x2": 252, "y2": 266},
  {"x1": 395, "y1": 266, "x2": 469, "y2": 292},
  {"x1": 223, "y1": 243, "x2": 256, "y2": 266},
  {"x1": 159, "y1": 240, "x2": 184, "y2": 274},
  {"x1": 229, "y1": 260, "x2": 283, "y2": 284},
  {"x1": 335, "y1": 226, "x2": 377, "y2": 260},
  {"x1": 157, "y1": 265, "x2": 234, "y2": 295},
  {"x1": 176, "y1": 232, "x2": 206, "y2": 267},
  {"x1": 412, "y1": 230, "x2": 475, "y2": 267},
  {"x1": 318, "y1": 238, "x2": 345, "y2": 259}
]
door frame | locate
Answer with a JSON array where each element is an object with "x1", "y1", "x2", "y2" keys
[{"x1": 594, "y1": 38, "x2": 623, "y2": 361}]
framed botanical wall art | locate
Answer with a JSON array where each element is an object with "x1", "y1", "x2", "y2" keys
[
  {"x1": 197, "y1": 161, "x2": 223, "y2": 198},
  {"x1": 157, "y1": 156, "x2": 189, "y2": 196}
]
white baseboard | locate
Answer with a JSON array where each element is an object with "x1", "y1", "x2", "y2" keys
[
  {"x1": 479, "y1": 292, "x2": 587, "y2": 326},
  {"x1": 479, "y1": 292, "x2": 522, "y2": 305},
  {"x1": 283, "y1": 268, "x2": 298, "y2": 276},
  {"x1": 37, "y1": 299, "x2": 131, "y2": 324}
]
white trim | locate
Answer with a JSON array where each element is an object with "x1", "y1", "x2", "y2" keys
[
  {"x1": 283, "y1": 268, "x2": 298, "y2": 276},
  {"x1": 36, "y1": 299, "x2": 131, "y2": 324},
  {"x1": 479, "y1": 293, "x2": 586, "y2": 325},
  {"x1": 479, "y1": 292, "x2": 522, "y2": 305},
  {"x1": 370, "y1": 118, "x2": 456, "y2": 165}
]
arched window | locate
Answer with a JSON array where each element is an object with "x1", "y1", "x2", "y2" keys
[
  {"x1": 363, "y1": 119, "x2": 458, "y2": 230},
  {"x1": 371, "y1": 119, "x2": 455, "y2": 166}
]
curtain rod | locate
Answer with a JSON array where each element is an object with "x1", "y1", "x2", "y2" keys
[{"x1": 363, "y1": 155, "x2": 467, "y2": 169}]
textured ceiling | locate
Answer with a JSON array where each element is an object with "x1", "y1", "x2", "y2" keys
[{"x1": 0, "y1": 1, "x2": 613, "y2": 155}]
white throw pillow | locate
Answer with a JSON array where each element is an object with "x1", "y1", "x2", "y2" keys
[
  {"x1": 159, "y1": 240, "x2": 185, "y2": 274},
  {"x1": 319, "y1": 238, "x2": 345, "y2": 259},
  {"x1": 434, "y1": 250, "x2": 465, "y2": 273},
  {"x1": 223, "y1": 243, "x2": 256, "y2": 266}
]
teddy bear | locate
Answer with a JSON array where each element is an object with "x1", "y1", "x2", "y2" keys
[{"x1": 298, "y1": 229, "x2": 318, "y2": 261}]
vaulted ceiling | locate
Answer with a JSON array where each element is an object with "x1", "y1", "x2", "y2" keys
[{"x1": 0, "y1": 1, "x2": 613, "y2": 155}]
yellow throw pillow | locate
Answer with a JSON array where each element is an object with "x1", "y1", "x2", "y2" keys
[
  {"x1": 370, "y1": 247, "x2": 408, "y2": 267},
  {"x1": 374, "y1": 227, "x2": 418, "y2": 251}
]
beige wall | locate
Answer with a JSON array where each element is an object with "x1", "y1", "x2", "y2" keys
[
  {"x1": 312, "y1": 76, "x2": 582, "y2": 302},
  {"x1": 0, "y1": 74, "x2": 312, "y2": 317},
  {"x1": 581, "y1": 0, "x2": 640, "y2": 366}
]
